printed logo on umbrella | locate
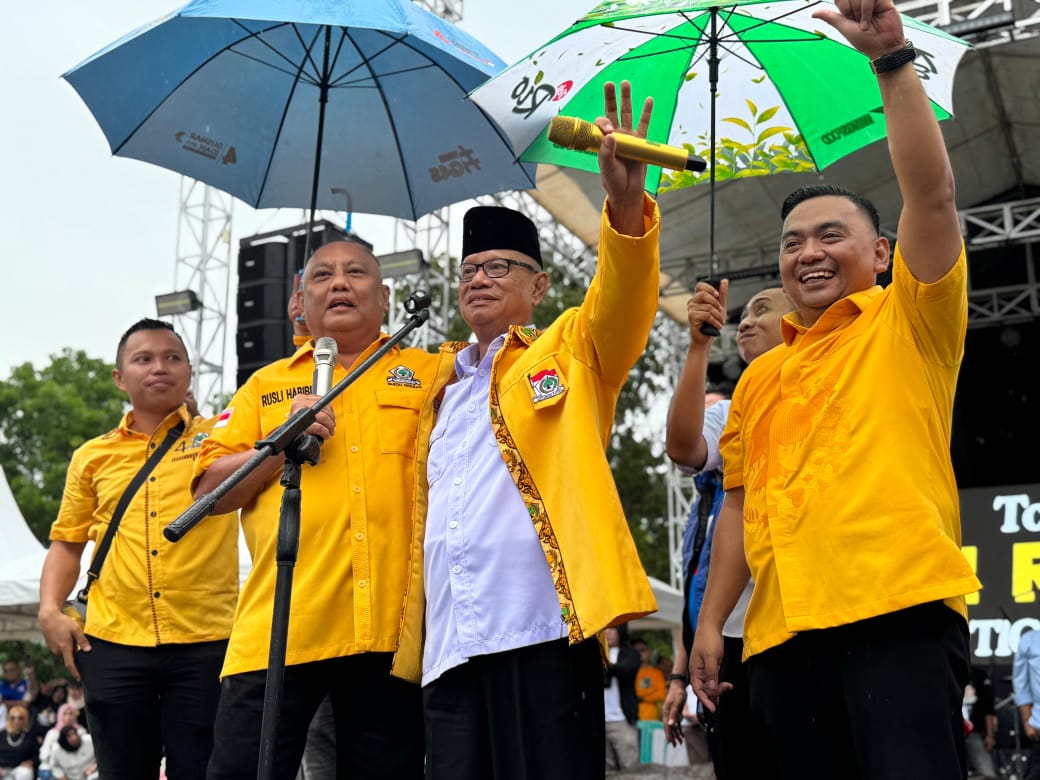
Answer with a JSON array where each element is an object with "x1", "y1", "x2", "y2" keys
[
  {"x1": 174, "y1": 130, "x2": 237, "y2": 166},
  {"x1": 528, "y1": 368, "x2": 565, "y2": 403}
]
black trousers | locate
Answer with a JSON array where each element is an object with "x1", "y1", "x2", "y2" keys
[
  {"x1": 423, "y1": 638, "x2": 604, "y2": 780},
  {"x1": 709, "y1": 635, "x2": 779, "y2": 779},
  {"x1": 746, "y1": 601, "x2": 970, "y2": 780},
  {"x1": 206, "y1": 652, "x2": 423, "y2": 780},
  {"x1": 77, "y1": 636, "x2": 226, "y2": 780}
]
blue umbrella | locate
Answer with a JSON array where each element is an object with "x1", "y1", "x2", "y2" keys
[{"x1": 63, "y1": 0, "x2": 536, "y2": 224}]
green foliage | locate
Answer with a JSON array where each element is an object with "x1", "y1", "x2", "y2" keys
[
  {"x1": 0, "y1": 350, "x2": 126, "y2": 543},
  {"x1": 0, "y1": 641, "x2": 67, "y2": 685},
  {"x1": 659, "y1": 98, "x2": 817, "y2": 193}
]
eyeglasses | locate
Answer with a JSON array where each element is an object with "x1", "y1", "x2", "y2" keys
[{"x1": 459, "y1": 258, "x2": 539, "y2": 283}]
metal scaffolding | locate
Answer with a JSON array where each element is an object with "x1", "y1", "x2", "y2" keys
[{"x1": 167, "y1": 179, "x2": 234, "y2": 415}]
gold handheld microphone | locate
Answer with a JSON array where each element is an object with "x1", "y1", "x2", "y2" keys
[{"x1": 547, "y1": 115, "x2": 706, "y2": 173}]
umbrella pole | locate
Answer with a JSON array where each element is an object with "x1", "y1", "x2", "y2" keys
[
  {"x1": 302, "y1": 27, "x2": 333, "y2": 269},
  {"x1": 708, "y1": 8, "x2": 719, "y2": 279}
]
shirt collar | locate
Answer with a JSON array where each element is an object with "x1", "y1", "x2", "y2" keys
[{"x1": 781, "y1": 285, "x2": 883, "y2": 344}]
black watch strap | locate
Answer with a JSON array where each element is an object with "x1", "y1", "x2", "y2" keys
[{"x1": 871, "y1": 41, "x2": 916, "y2": 74}]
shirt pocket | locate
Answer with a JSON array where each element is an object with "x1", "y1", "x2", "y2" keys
[{"x1": 375, "y1": 388, "x2": 423, "y2": 456}]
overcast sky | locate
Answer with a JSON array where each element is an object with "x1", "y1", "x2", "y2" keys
[{"x1": 0, "y1": 0, "x2": 596, "y2": 378}]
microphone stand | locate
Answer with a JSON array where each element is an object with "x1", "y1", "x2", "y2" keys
[{"x1": 164, "y1": 292, "x2": 431, "y2": 780}]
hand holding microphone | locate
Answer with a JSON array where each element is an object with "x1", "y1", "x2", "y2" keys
[
  {"x1": 293, "y1": 336, "x2": 338, "y2": 443},
  {"x1": 548, "y1": 114, "x2": 706, "y2": 173}
]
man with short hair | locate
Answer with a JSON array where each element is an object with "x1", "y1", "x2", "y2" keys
[
  {"x1": 408, "y1": 80, "x2": 660, "y2": 779},
  {"x1": 39, "y1": 318, "x2": 239, "y2": 779},
  {"x1": 0, "y1": 662, "x2": 34, "y2": 710},
  {"x1": 195, "y1": 239, "x2": 448, "y2": 779},
  {"x1": 690, "y1": 0, "x2": 981, "y2": 775}
]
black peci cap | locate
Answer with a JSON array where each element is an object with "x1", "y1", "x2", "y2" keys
[{"x1": 461, "y1": 206, "x2": 542, "y2": 266}]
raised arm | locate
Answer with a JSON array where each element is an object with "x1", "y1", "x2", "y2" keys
[
  {"x1": 814, "y1": 0, "x2": 961, "y2": 280},
  {"x1": 666, "y1": 280, "x2": 729, "y2": 469}
]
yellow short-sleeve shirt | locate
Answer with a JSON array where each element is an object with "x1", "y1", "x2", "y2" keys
[
  {"x1": 51, "y1": 406, "x2": 239, "y2": 646},
  {"x1": 722, "y1": 243, "x2": 982, "y2": 659},
  {"x1": 195, "y1": 337, "x2": 443, "y2": 678}
]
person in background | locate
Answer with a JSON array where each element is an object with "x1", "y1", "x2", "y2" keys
[
  {"x1": 662, "y1": 282, "x2": 793, "y2": 780},
  {"x1": 48, "y1": 725, "x2": 97, "y2": 780},
  {"x1": 0, "y1": 662, "x2": 35, "y2": 710},
  {"x1": 632, "y1": 638, "x2": 667, "y2": 721},
  {"x1": 0, "y1": 704, "x2": 36, "y2": 780},
  {"x1": 964, "y1": 665, "x2": 998, "y2": 779},
  {"x1": 604, "y1": 626, "x2": 641, "y2": 772},
  {"x1": 1013, "y1": 628, "x2": 1040, "y2": 780}
]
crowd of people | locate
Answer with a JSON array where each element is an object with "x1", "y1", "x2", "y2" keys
[
  {"x1": 0, "y1": 663, "x2": 95, "y2": 779},
  {"x1": 21, "y1": 0, "x2": 1020, "y2": 777}
]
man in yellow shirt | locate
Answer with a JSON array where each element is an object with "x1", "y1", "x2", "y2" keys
[
  {"x1": 194, "y1": 239, "x2": 450, "y2": 779},
  {"x1": 690, "y1": 0, "x2": 982, "y2": 776},
  {"x1": 39, "y1": 318, "x2": 240, "y2": 779}
]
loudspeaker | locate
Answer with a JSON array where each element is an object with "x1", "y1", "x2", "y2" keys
[
  {"x1": 236, "y1": 320, "x2": 292, "y2": 388},
  {"x1": 237, "y1": 280, "x2": 291, "y2": 323},
  {"x1": 238, "y1": 241, "x2": 288, "y2": 284}
]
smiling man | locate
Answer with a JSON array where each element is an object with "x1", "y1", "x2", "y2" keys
[
  {"x1": 410, "y1": 81, "x2": 660, "y2": 780},
  {"x1": 194, "y1": 240, "x2": 450, "y2": 780},
  {"x1": 39, "y1": 318, "x2": 239, "y2": 779},
  {"x1": 689, "y1": 0, "x2": 982, "y2": 775}
]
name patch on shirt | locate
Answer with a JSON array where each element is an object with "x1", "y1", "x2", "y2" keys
[
  {"x1": 260, "y1": 385, "x2": 312, "y2": 407},
  {"x1": 387, "y1": 365, "x2": 422, "y2": 388}
]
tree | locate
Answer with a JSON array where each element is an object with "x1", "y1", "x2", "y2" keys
[{"x1": 0, "y1": 350, "x2": 126, "y2": 543}]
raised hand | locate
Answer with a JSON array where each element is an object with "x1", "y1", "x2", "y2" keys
[{"x1": 596, "y1": 80, "x2": 653, "y2": 237}]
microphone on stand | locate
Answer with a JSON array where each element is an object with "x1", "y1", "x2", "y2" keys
[
  {"x1": 548, "y1": 115, "x2": 707, "y2": 173},
  {"x1": 312, "y1": 337, "x2": 338, "y2": 396}
]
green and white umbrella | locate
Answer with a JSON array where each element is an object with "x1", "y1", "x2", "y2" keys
[{"x1": 470, "y1": 0, "x2": 970, "y2": 261}]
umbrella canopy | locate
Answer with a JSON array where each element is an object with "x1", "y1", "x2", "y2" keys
[
  {"x1": 470, "y1": 0, "x2": 970, "y2": 260},
  {"x1": 63, "y1": 0, "x2": 536, "y2": 222}
]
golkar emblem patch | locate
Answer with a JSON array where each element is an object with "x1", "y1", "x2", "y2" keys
[
  {"x1": 387, "y1": 365, "x2": 422, "y2": 388},
  {"x1": 528, "y1": 368, "x2": 564, "y2": 403}
]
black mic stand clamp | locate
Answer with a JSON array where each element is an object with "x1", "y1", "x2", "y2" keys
[{"x1": 163, "y1": 291, "x2": 431, "y2": 780}]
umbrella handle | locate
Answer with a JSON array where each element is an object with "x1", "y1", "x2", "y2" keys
[{"x1": 699, "y1": 279, "x2": 721, "y2": 337}]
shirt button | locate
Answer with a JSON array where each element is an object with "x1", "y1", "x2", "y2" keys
[
  {"x1": 358, "y1": 579, "x2": 367, "y2": 588},
  {"x1": 453, "y1": 477, "x2": 462, "y2": 485},
  {"x1": 350, "y1": 445, "x2": 359, "y2": 453},
  {"x1": 353, "y1": 486, "x2": 361, "y2": 493},
  {"x1": 355, "y1": 533, "x2": 363, "y2": 541},
  {"x1": 449, "y1": 521, "x2": 458, "y2": 529},
  {"x1": 452, "y1": 565, "x2": 462, "y2": 574},
  {"x1": 150, "y1": 511, "x2": 157, "y2": 518},
  {"x1": 478, "y1": 369, "x2": 487, "y2": 377},
  {"x1": 151, "y1": 549, "x2": 158, "y2": 557},
  {"x1": 150, "y1": 443, "x2": 156, "y2": 449},
  {"x1": 153, "y1": 592, "x2": 161, "y2": 598},
  {"x1": 468, "y1": 404, "x2": 476, "y2": 413},
  {"x1": 149, "y1": 476, "x2": 156, "y2": 482}
]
